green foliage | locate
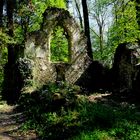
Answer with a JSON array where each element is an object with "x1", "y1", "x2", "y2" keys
[
  {"x1": 91, "y1": 0, "x2": 140, "y2": 67},
  {"x1": 91, "y1": 33, "x2": 115, "y2": 67},
  {"x1": 0, "y1": 31, "x2": 16, "y2": 45},
  {"x1": 108, "y1": 1, "x2": 140, "y2": 50},
  {"x1": 45, "y1": 0, "x2": 66, "y2": 8},
  {"x1": 18, "y1": 83, "x2": 81, "y2": 139},
  {"x1": 0, "y1": 31, "x2": 14, "y2": 91},
  {"x1": 16, "y1": 58, "x2": 33, "y2": 87},
  {"x1": 19, "y1": 82, "x2": 80, "y2": 111},
  {"x1": 0, "y1": 47, "x2": 7, "y2": 91},
  {"x1": 93, "y1": 46, "x2": 115, "y2": 67},
  {"x1": 88, "y1": 0, "x2": 113, "y2": 66},
  {"x1": 73, "y1": 120, "x2": 140, "y2": 140},
  {"x1": 72, "y1": 102, "x2": 140, "y2": 140},
  {"x1": 51, "y1": 26, "x2": 69, "y2": 62},
  {"x1": 11, "y1": 0, "x2": 67, "y2": 44},
  {"x1": 29, "y1": 0, "x2": 66, "y2": 32},
  {"x1": 72, "y1": 130, "x2": 114, "y2": 140},
  {"x1": 110, "y1": 120, "x2": 140, "y2": 140},
  {"x1": 18, "y1": 83, "x2": 140, "y2": 140}
]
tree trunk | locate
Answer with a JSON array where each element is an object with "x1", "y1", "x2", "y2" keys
[
  {"x1": 7, "y1": 0, "x2": 14, "y2": 36},
  {"x1": 0, "y1": 0, "x2": 4, "y2": 27},
  {"x1": 74, "y1": 0, "x2": 83, "y2": 29},
  {"x1": 66, "y1": 0, "x2": 70, "y2": 9},
  {"x1": 7, "y1": 0, "x2": 16, "y2": 65},
  {"x1": 135, "y1": 0, "x2": 140, "y2": 43},
  {"x1": 99, "y1": 25, "x2": 103, "y2": 56},
  {"x1": 136, "y1": 0, "x2": 140, "y2": 26},
  {"x1": 81, "y1": 0, "x2": 93, "y2": 59}
]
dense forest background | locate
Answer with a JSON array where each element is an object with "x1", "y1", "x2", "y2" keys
[
  {"x1": 0, "y1": 0, "x2": 139, "y2": 80},
  {"x1": 0, "y1": 0, "x2": 140, "y2": 140},
  {"x1": 0, "y1": 0, "x2": 140, "y2": 86}
]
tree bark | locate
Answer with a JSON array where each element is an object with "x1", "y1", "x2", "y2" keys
[
  {"x1": 135, "y1": 0, "x2": 140, "y2": 44},
  {"x1": 99, "y1": 25, "x2": 103, "y2": 55},
  {"x1": 74, "y1": 0, "x2": 83, "y2": 29},
  {"x1": 7, "y1": 0, "x2": 14, "y2": 36},
  {"x1": 81, "y1": 0, "x2": 93, "y2": 59},
  {"x1": 0, "y1": 0, "x2": 4, "y2": 27},
  {"x1": 6, "y1": 0, "x2": 18, "y2": 65},
  {"x1": 136, "y1": 0, "x2": 140, "y2": 29},
  {"x1": 65, "y1": 0, "x2": 70, "y2": 9}
]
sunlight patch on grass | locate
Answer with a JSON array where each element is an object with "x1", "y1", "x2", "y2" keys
[{"x1": 72, "y1": 130, "x2": 115, "y2": 140}]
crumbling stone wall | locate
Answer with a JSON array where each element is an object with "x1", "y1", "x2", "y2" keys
[
  {"x1": 112, "y1": 43, "x2": 140, "y2": 94},
  {"x1": 76, "y1": 60, "x2": 112, "y2": 92},
  {"x1": 24, "y1": 7, "x2": 91, "y2": 87}
]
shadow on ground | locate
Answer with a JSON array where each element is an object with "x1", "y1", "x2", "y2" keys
[{"x1": 0, "y1": 100, "x2": 38, "y2": 140}]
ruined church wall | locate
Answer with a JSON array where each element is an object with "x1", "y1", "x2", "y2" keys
[{"x1": 24, "y1": 8, "x2": 91, "y2": 88}]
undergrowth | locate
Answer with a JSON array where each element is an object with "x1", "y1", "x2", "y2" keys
[{"x1": 18, "y1": 82, "x2": 140, "y2": 140}]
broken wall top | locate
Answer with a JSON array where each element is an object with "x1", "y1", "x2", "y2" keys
[{"x1": 24, "y1": 7, "x2": 91, "y2": 86}]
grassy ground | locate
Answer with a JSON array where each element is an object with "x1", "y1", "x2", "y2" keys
[
  {"x1": 71, "y1": 93, "x2": 140, "y2": 140},
  {"x1": 17, "y1": 83, "x2": 140, "y2": 140},
  {"x1": 1, "y1": 82, "x2": 140, "y2": 140}
]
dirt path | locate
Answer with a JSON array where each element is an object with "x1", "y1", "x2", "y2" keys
[{"x1": 0, "y1": 101, "x2": 37, "y2": 140}]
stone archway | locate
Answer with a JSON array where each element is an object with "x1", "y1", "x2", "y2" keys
[{"x1": 25, "y1": 7, "x2": 91, "y2": 87}]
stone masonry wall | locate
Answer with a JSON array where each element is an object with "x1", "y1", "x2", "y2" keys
[
  {"x1": 24, "y1": 7, "x2": 91, "y2": 88},
  {"x1": 112, "y1": 43, "x2": 140, "y2": 94}
]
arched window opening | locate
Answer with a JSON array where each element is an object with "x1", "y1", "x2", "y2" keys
[{"x1": 50, "y1": 26, "x2": 69, "y2": 63}]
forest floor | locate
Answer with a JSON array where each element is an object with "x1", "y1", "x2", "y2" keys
[
  {"x1": 0, "y1": 99, "x2": 37, "y2": 140},
  {"x1": 0, "y1": 92, "x2": 139, "y2": 140}
]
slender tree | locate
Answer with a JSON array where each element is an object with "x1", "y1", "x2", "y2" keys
[
  {"x1": 131, "y1": 0, "x2": 140, "y2": 29},
  {"x1": 108, "y1": 0, "x2": 139, "y2": 54},
  {"x1": 88, "y1": 0, "x2": 113, "y2": 56},
  {"x1": 6, "y1": 0, "x2": 17, "y2": 66},
  {"x1": 74, "y1": 0, "x2": 83, "y2": 29},
  {"x1": 135, "y1": 0, "x2": 140, "y2": 43},
  {"x1": 0, "y1": 0, "x2": 4, "y2": 27},
  {"x1": 81, "y1": 0, "x2": 93, "y2": 59},
  {"x1": 65, "y1": 0, "x2": 70, "y2": 9}
]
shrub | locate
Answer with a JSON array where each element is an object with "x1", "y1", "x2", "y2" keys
[
  {"x1": 18, "y1": 82, "x2": 82, "y2": 139},
  {"x1": 18, "y1": 83, "x2": 140, "y2": 140}
]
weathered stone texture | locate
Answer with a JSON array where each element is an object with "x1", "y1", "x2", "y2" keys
[
  {"x1": 112, "y1": 43, "x2": 140, "y2": 94},
  {"x1": 24, "y1": 7, "x2": 91, "y2": 88},
  {"x1": 65, "y1": 50, "x2": 91, "y2": 84},
  {"x1": 76, "y1": 60, "x2": 111, "y2": 92}
]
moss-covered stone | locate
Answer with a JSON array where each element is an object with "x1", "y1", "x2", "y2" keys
[
  {"x1": 24, "y1": 7, "x2": 91, "y2": 88},
  {"x1": 112, "y1": 42, "x2": 140, "y2": 94}
]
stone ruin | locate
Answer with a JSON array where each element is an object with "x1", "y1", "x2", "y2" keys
[
  {"x1": 2, "y1": 8, "x2": 140, "y2": 104},
  {"x1": 2, "y1": 7, "x2": 93, "y2": 103},
  {"x1": 75, "y1": 42, "x2": 140, "y2": 94},
  {"x1": 24, "y1": 7, "x2": 92, "y2": 88},
  {"x1": 23, "y1": 7, "x2": 140, "y2": 96},
  {"x1": 112, "y1": 42, "x2": 140, "y2": 95}
]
